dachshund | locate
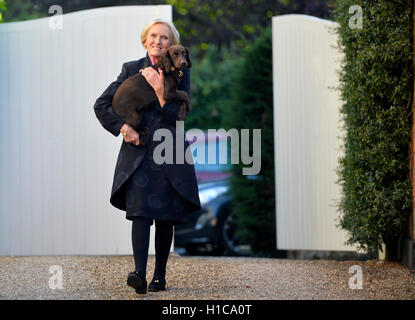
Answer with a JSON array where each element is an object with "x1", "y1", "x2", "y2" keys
[{"x1": 112, "y1": 45, "x2": 192, "y2": 146}]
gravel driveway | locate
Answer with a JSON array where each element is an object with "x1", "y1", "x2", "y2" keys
[{"x1": 0, "y1": 254, "x2": 414, "y2": 300}]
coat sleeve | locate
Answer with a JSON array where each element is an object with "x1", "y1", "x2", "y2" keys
[
  {"x1": 93, "y1": 63, "x2": 129, "y2": 137},
  {"x1": 158, "y1": 67, "x2": 191, "y2": 125}
]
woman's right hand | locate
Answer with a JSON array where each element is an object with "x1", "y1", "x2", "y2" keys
[{"x1": 120, "y1": 124, "x2": 140, "y2": 146}]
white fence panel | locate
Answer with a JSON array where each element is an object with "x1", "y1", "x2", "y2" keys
[
  {"x1": 0, "y1": 5, "x2": 172, "y2": 255},
  {"x1": 273, "y1": 15, "x2": 357, "y2": 251}
]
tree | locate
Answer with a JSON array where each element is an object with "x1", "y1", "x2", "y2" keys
[
  {"x1": 168, "y1": 0, "x2": 330, "y2": 51},
  {"x1": 0, "y1": 0, "x2": 6, "y2": 22}
]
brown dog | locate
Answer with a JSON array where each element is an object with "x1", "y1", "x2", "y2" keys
[{"x1": 112, "y1": 45, "x2": 192, "y2": 145}]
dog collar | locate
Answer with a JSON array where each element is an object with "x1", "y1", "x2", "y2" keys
[
  {"x1": 170, "y1": 67, "x2": 184, "y2": 77},
  {"x1": 166, "y1": 51, "x2": 184, "y2": 78}
]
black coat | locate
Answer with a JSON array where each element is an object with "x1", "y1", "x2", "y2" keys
[{"x1": 93, "y1": 52, "x2": 201, "y2": 215}]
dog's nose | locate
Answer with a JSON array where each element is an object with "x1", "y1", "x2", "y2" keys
[{"x1": 180, "y1": 61, "x2": 187, "y2": 68}]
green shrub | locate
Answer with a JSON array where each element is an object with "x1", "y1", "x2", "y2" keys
[
  {"x1": 222, "y1": 26, "x2": 276, "y2": 256},
  {"x1": 332, "y1": 0, "x2": 413, "y2": 255},
  {"x1": 186, "y1": 44, "x2": 242, "y2": 130}
]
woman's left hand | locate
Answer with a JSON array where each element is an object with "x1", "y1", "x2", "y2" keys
[{"x1": 140, "y1": 67, "x2": 165, "y2": 107}]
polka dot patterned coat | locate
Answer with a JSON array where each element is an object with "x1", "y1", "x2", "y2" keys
[{"x1": 93, "y1": 52, "x2": 201, "y2": 225}]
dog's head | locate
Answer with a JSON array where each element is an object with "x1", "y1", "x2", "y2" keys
[{"x1": 160, "y1": 45, "x2": 192, "y2": 75}]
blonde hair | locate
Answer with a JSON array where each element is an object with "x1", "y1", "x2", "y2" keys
[{"x1": 140, "y1": 19, "x2": 180, "y2": 48}]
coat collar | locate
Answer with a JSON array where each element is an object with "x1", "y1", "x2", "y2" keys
[
  {"x1": 135, "y1": 52, "x2": 153, "y2": 73},
  {"x1": 144, "y1": 51, "x2": 154, "y2": 67}
]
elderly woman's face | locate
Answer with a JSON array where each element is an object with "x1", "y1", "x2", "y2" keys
[{"x1": 144, "y1": 23, "x2": 171, "y2": 59}]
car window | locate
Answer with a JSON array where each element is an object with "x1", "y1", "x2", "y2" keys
[{"x1": 190, "y1": 140, "x2": 232, "y2": 172}]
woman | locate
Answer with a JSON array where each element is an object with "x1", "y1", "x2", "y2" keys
[{"x1": 93, "y1": 19, "x2": 201, "y2": 294}]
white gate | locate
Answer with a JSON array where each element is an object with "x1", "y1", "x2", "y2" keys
[
  {"x1": 273, "y1": 15, "x2": 357, "y2": 251},
  {"x1": 0, "y1": 6, "x2": 172, "y2": 255}
]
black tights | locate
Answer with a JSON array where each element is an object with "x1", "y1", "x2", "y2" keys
[{"x1": 131, "y1": 217, "x2": 174, "y2": 281}]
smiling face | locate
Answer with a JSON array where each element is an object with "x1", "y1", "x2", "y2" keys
[{"x1": 144, "y1": 23, "x2": 171, "y2": 63}]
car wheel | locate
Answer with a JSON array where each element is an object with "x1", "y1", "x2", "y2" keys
[{"x1": 218, "y1": 209, "x2": 241, "y2": 256}]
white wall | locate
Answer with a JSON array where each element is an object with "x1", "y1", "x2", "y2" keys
[
  {"x1": 273, "y1": 15, "x2": 357, "y2": 251},
  {"x1": 0, "y1": 5, "x2": 172, "y2": 255}
]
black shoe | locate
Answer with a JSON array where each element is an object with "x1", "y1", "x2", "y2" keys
[
  {"x1": 127, "y1": 271, "x2": 147, "y2": 294},
  {"x1": 148, "y1": 278, "x2": 166, "y2": 292}
]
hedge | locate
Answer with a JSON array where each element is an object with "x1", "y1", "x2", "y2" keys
[{"x1": 332, "y1": 0, "x2": 413, "y2": 255}]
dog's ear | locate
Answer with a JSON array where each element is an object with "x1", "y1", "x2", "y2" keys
[
  {"x1": 161, "y1": 50, "x2": 173, "y2": 74},
  {"x1": 185, "y1": 47, "x2": 192, "y2": 68}
]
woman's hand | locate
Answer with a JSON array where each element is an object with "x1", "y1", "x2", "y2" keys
[
  {"x1": 140, "y1": 67, "x2": 166, "y2": 107},
  {"x1": 120, "y1": 124, "x2": 140, "y2": 146}
]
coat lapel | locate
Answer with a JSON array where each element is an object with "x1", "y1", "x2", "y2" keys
[
  {"x1": 131, "y1": 52, "x2": 153, "y2": 76},
  {"x1": 144, "y1": 51, "x2": 153, "y2": 68}
]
